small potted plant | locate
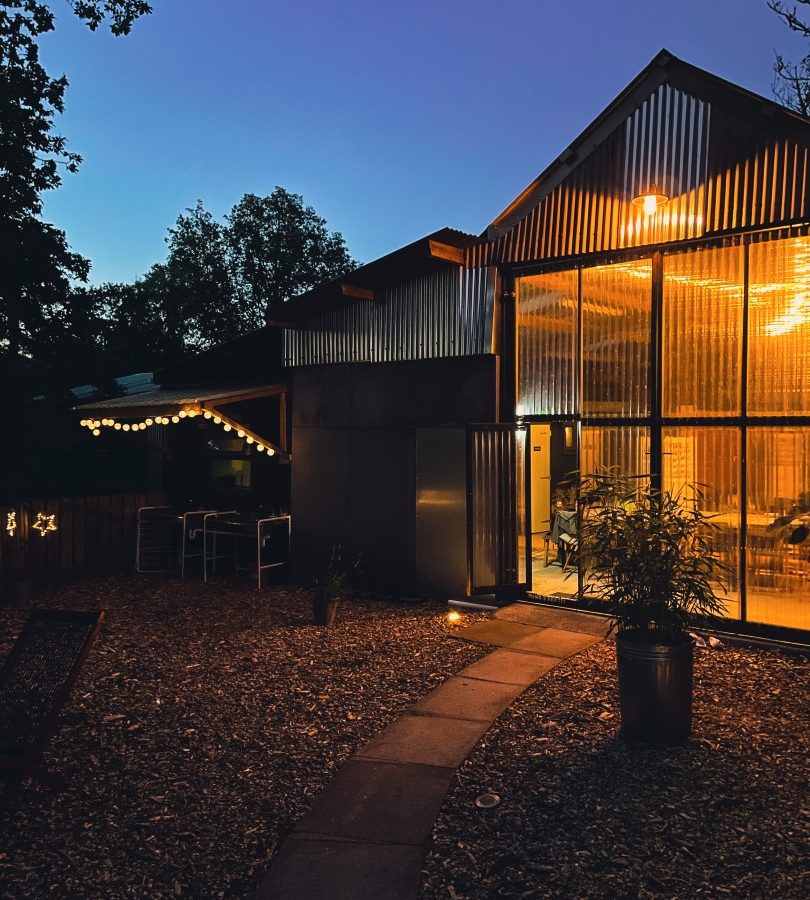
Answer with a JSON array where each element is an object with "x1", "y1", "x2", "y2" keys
[
  {"x1": 311, "y1": 544, "x2": 359, "y2": 626},
  {"x1": 577, "y1": 472, "x2": 728, "y2": 744}
]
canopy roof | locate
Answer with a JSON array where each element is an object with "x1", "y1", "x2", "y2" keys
[{"x1": 73, "y1": 384, "x2": 283, "y2": 418}]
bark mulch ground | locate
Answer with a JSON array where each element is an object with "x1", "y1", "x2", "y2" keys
[
  {"x1": 0, "y1": 575, "x2": 487, "y2": 899},
  {"x1": 420, "y1": 639, "x2": 809, "y2": 899}
]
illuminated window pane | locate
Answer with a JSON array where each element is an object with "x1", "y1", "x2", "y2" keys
[
  {"x1": 582, "y1": 259, "x2": 651, "y2": 417},
  {"x1": 663, "y1": 428, "x2": 741, "y2": 619},
  {"x1": 580, "y1": 426, "x2": 650, "y2": 483},
  {"x1": 746, "y1": 429, "x2": 810, "y2": 630},
  {"x1": 516, "y1": 270, "x2": 578, "y2": 416},
  {"x1": 663, "y1": 246, "x2": 743, "y2": 416},
  {"x1": 748, "y1": 236, "x2": 810, "y2": 415}
]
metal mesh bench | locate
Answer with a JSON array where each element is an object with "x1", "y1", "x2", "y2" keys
[{"x1": 0, "y1": 609, "x2": 104, "y2": 788}]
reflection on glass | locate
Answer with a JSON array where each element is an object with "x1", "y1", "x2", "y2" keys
[
  {"x1": 748, "y1": 236, "x2": 810, "y2": 415},
  {"x1": 663, "y1": 245, "x2": 743, "y2": 416},
  {"x1": 746, "y1": 429, "x2": 810, "y2": 630},
  {"x1": 581, "y1": 259, "x2": 651, "y2": 417},
  {"x1": 663, "y1": 428, "x2": 741, "y2": 619},
  {"x1": 517, "y1": 270, "x2": 578, "y2": 416}
]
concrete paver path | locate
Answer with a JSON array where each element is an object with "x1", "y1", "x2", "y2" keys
[{"x1": 257, "y1": 603, "x2": 607, "y2": 900}]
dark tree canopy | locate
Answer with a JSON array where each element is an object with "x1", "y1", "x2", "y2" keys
[
  {"x1": 227, "y1": 188, "x2": 357, "y2": 324},
  {"x1": 769, "y1": 0, "x2": 810, "y2": 114},
  {"x1": 0, "y1": 0, "x2": 152, "y2": 372}
]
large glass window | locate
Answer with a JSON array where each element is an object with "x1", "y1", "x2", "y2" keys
[
  {"x1": 748, "y1": 236, "x2": 810, "y2": 415},
  {"x1": 663, "y1": 427, "x2": 741, "y2": 619},
  {"x1": 663, "y1": 246, "x2": 743, "y2": 416},
  {"x1": 581, "y1": 259, "x2": 651, "y2": 417},
  {"x1": 580, "y1": 426, "x2": 650, "y2": 482},
  {"x1": 516, "y1": 270, "x2": 578, "y2": 416},
  {"x1": 746, "y1": 429, "x2": 810, "y2": 630}
]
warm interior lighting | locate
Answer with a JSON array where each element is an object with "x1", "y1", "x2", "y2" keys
[
  {"x1": 632, "y1": 184, "x2": 668, "y2": 216},
  {"x1": 6, "y1": 511, "x2": 17, "y2": 537},
  {"x1": 447, "y1": 610, "x2": 462, "y2": 623}
]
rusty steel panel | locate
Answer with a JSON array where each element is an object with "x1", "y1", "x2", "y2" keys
[{"x1": 283, "y1": 266, "x2": 494, "y2": 367}]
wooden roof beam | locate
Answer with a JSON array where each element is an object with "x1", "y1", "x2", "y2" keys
[
  {"x1": 428, "y1": 240, "x2": 466, "y2": 264},
  {"x1": 340, "y1": 283, "x2": 375, "y2": 301}
]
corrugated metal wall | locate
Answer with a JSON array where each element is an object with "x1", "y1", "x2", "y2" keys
[
  {"x1": 470, "y1": 83, "x2": 809, "y2": 268},
  {"x1": 283, "y1": 266, "x2": 494, "y2": 366},
  {"x1": 469, "y1": 425, "x2": 527, "y2": 591}
]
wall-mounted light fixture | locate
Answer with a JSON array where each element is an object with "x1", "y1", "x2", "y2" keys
[{"x1": 632, "y1": 183, "x2": 668, "y2": 216}]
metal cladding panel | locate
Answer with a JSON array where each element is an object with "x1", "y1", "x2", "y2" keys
[
  {"x1": 469, "y1": 426, "x2": 528, "y2": 591},
  {"x1": 283, "y1": 267, "x2": 495, "y2": 367},
  {"x1": 415, "y1": 429, "x2": 468, "y2": 597},
  {"x1": 472, "y1": 83, "x2": 809, "y2": 268},
  {"x1": 290, "y1": 425, "x2": 416, "y2": 591}
]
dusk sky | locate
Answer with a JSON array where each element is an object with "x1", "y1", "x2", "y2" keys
[{"x1": 40, "y1": 0, "x2": 806, "y2": 285}]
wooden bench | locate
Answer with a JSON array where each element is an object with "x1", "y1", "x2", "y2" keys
[{"x1": 0, "y1": 609, "x2": 105, "y2": 789}]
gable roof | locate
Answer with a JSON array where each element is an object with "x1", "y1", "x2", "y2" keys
[{"x1": 488, "y1": 49, "x2": 810, "y2": 241}]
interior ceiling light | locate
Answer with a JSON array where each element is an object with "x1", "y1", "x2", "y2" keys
[{"x1": 632, "y1": 184, "x2": 668, "y2": 216}]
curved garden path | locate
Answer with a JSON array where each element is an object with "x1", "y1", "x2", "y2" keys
[{"x1": 257, "y1": 604, "x2": 609, "y2": 900}]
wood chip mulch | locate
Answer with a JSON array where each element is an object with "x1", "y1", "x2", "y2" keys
[
  {"x1": 420, "y1": 638, "x2": 809, "y2": 899},
  {"x1": 0, "y1": 575, "x2": 488, "y2": 898}
]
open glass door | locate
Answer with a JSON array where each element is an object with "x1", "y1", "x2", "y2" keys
[{"x1": 467, "y1": 424, "x2": 530, "y2": 594}]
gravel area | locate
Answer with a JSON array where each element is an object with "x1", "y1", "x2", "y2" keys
[
  {"x1": 421, "y1": 639, "x2": 809, "y2": 899},
  {"x1": 0, "y1": 575, "x2": 487, "y2": 898}
]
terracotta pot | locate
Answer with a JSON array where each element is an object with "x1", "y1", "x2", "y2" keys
[{"x1": 616, "y1": 631, "x2": 694, "y2": 744}]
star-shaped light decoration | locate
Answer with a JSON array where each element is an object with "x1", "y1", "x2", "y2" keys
[
  {"x1": 6, "y1": 511, "x2": 16, "y2": 537},
  {"x1": 32, "y1": 512, "x2": 57, "y2": 537}
]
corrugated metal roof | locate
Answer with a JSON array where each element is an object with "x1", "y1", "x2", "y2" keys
[{"x1": 73, "y1": 384, "x2": 283, "y2": 415}]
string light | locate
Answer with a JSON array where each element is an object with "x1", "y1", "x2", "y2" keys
[
  {"x1": 76, "y1": 405, "x2": 283, "y2": 457},
  {"x1": 32, "y1": 512, "x2": 57, "y2": 537},
  {"x1": 6, "y1": 511, "x2": 16, "y2": 537}
]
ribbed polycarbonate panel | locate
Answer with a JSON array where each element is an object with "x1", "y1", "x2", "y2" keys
[
  {"x1": 663, "y1": 245, "x2": 744, "y2": 416},
  {"x1": 470, "y1": 427, "x2": 527, "y2": 589},
  {"x1": 283, "y1": 267, "x2": 493, "y2": 366},
  {"x1": 581, "y1": 259, "x2": 652, "y2": 417},
  {"x1": 580, "y1": 426, "x2": 651, "y2": 483},
  {"x1": 663, "y1": 427, "x2": 741, "y2": 619},
  {"x1": 516, "y1": 270, "x2": 578, "y2": 416},
  {"x1": 747, "y1": 428, "x2": 810, "y2": 630},
  {"x1": 748, "y1": 235, "x2": 810, "y2": 415}
]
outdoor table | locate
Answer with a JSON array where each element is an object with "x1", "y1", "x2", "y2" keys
[{"x1": 202, "y1": 512, "x2": 291, "y2": 588}]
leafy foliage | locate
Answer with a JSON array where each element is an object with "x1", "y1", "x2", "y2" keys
[
  {"x1": 577, "y1": 472, "x2": 728, "y2": 643},
  {"x1": 227, "y1": 190, "x2": 357, "y2": 324},
  {"x1": 0, "y1": 0, "x2": 151, "y2": 363},
  {"x1": 311, "y1": 544, "x2": 361, "y2": 604},
  {"x1": 769, "y1": 0, "x2": 810, "y2": 114}
]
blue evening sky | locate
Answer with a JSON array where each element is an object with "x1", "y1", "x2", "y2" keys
[{"x1": 39, "y1": 0, "x2": 806, "y2": 284}]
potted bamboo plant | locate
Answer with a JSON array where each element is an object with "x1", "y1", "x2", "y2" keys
[
  {"x1": 311, "y1": 544, "x2": 359, "y2": 626},
  {"x1": 577, "y1": 472, "x2": 728, "y2": 744}
]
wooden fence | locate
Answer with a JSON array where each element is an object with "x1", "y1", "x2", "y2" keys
[{"x1": 0, "y1": 492, "x2": 166, "y2": 598}]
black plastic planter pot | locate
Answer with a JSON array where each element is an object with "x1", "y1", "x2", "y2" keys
[
  {"x1": 313, "y1": 598, "x2": 338, "y2": 626},
  {"x1": 616, "y1": 632, "x2": 694, "y2": 744}
]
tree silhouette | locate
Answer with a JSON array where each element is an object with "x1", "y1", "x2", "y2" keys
[
  {"x1": 0, "y1": 0, "x2": 152, "y2": 375},
  {"x1": 769, "y1": 0, "x2": 810, "y2": 114}
]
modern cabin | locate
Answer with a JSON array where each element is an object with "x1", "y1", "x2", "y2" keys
[{"x1": 281, "y1": 50, "x2": 810, "y2": 642}]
